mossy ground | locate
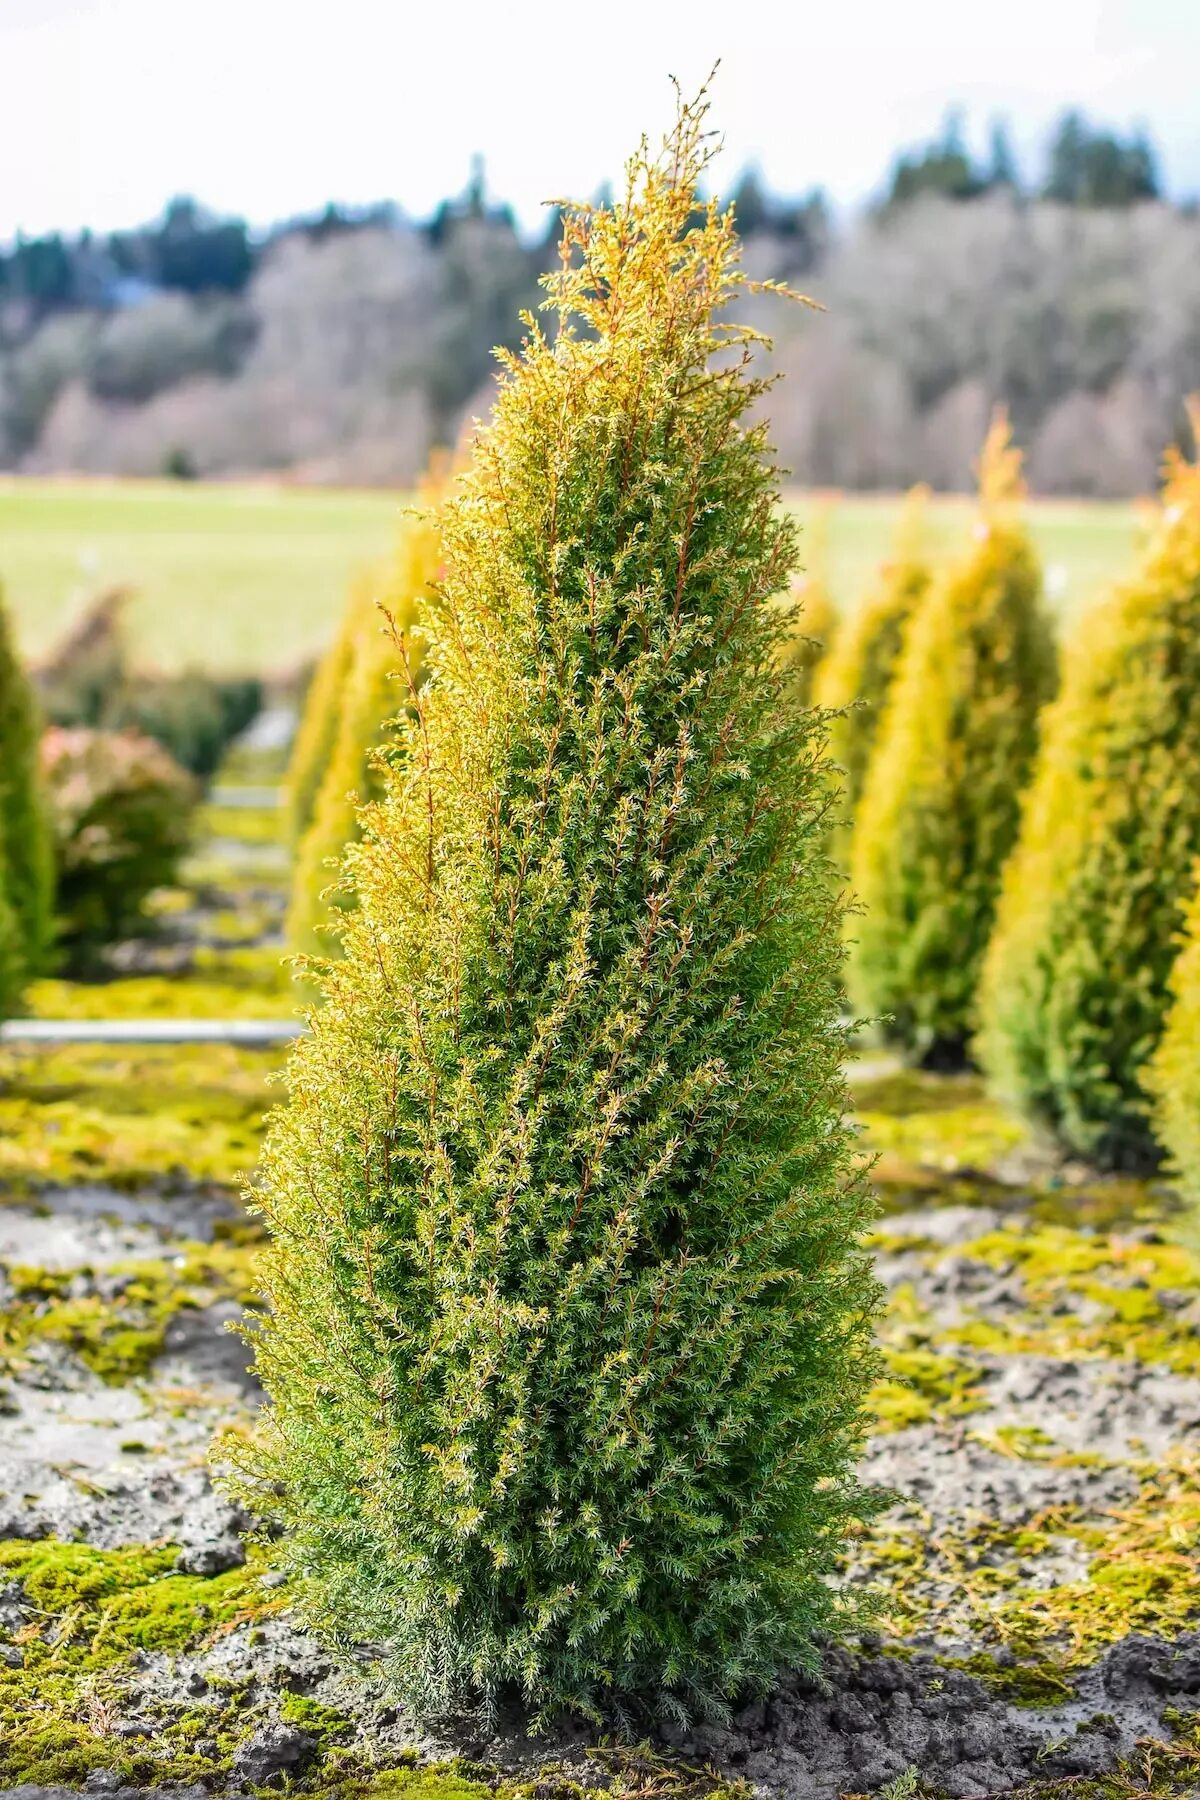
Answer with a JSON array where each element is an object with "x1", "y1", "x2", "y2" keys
[{"x1": 1, "y1": 788, "x2": 1198, "y2": 1794}]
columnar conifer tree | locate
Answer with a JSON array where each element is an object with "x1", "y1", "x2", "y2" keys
[
  {"x1": 224, "y1": 92, "x2": 881, "y2": 1724},
  {"x1": 849, "y1": 416, "x2": 1056, "y2": 1063},
  {"x1": 978, "y1": 415, "x2": 1200, "y2": 1165},
  {"x1": 288, "y1": 502, "x2": 440, "y2": 955},
  {"x1": 1146, "y1": 871, "x2": 1200, "y2": 1232},
  {"x1": 284, "y1": 570, "x2": 375, "y2": 848},
  {"x1": 0, "y1": 586, "x2": 54, "y2": 986},
  {"x1": 814, "y1": 489, "x2": 931, "y2": 870},
  {"x1": 778, "y1": 511, "x2": 837, "y2": 705}
]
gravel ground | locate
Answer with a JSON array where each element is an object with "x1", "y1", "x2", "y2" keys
[{"x1": 2, "y1": 1172, "x2": 1198, "y2": 1798}]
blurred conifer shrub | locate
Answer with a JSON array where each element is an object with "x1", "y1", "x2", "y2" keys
[
  {"x1": 1147, "y1": 869, "x2": 1200, "y2": 1232},
  {"x1": 850, "y1": 416, "x2": 1056, "y2": 1063},
  {"x1": 288, "y1": 493, "x2": 441, "y2": 956},
  {"x1": 814, "y1": 488, "x2": 931, "y2": 870},
  {"x1": 0, "y1": 586, "x2": 54, "y2": 1003},
  {"x1": 980, "y1": 408, "x2": 1200, "y2": 1164}
]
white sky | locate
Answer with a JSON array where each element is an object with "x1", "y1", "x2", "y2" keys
[{"x1": 2, "y1": 0, "x2": 1198, "y2": 240}]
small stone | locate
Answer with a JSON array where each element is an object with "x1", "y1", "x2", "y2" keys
[
  {"x1": 176, "y1": 1536, "x2": 246, "y2": 1576},
  {"x1": 260, "y1": 1568, "x2": 287, "y2": 1588},
  {"x1": 85, "y1": 1772, "x2": 123, "y2": 1793},
  {"x1": 232, "y1": 1721, "x2": 317, "y2": 1785}
]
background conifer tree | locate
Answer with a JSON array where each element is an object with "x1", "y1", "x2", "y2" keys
[
  {"x1": 224, "y1": 91, "x2": 880, "y2": 1725},
  {"x1": 288, "y1": 502, "x2": 439, "y2": 955},
  {"x1": 777, "y1": 510, "x2": 837, "y2": 705},
  {"x1": 1146, "y1": 870, "x2": 1200, "y2": 1233},
  {"x1": 283, "y1": 569, "x2": 375, "y2": 848},
  {"x1": 849, "y1": 415, "x2": 1057, "y2": 1063},
  {"x1": 978, "y1": 413, "x2": 1200, "y2": 1165},
  {"x1": 814, "y1": 489, "x2": 931, "y2": 870},
  {"x1": 0, "y1": 586, "x2": 54, "y2": 982}
]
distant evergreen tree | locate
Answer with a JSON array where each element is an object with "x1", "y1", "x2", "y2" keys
[
  {"x1": 288, "y1": 496, "x2": 440, "y2": 956},
  {"x1": 814, "y1": 490, "x2": 931, "y2": 869},
  {"x1": 987, "y1": 119, "x2": 1021, "y2": 193},
  {"x1": 284, "y1": 571, "x2": 376, "y2": 849},
  {"x1": 1043, "y1": 111, "x2": 1160, "y2": 207},
  {"x1": 978, "y1": 409, "x2": 1200, "y2": 1165},
  {"x1": 0, "y1": 587, "x2": 54, "y2": 981},
  {"x1": 223, "y1": 90, "x2": 880, "y2": 1725},
  {"x1": 850, "y1": 415, "x2": 1057, "y2": 1062},
  {"x1": 886, "y1": 110, "x2": 985, "y2": 209},
  {"x1": 1146, "y1": 870, "x2": 1200, "y2": 1234}
]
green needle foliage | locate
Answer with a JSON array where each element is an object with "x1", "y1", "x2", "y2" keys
[
  {"x1": 814, "y1": 488, "x2": 931, "y2": 871},
  {"x1": 0, "y1": 585, "x2": 54, "y2": 997},
  {"x1": 849, "y1": 416, "x2": 1057, "y2": 1064},
  {"x1": 978, "y1": 415, "x2": 1200, "y2": 1166},
  {"x1": 223, "y1": 91, "x2": 881, "y2": 1727},
  {"x1": 288, "y1": 496, "x2": 440, "y2": 956},
  {"x1": 1147, "y1": 869, "x2": 1200, "y2": 1234},
  {"x1": 284, "y1": 569, "x2": 375, "y2": 849}
]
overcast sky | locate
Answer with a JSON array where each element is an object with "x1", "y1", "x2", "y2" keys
[{"x1": 3, "y1": 0, "x2": 1199, "y2": 241}]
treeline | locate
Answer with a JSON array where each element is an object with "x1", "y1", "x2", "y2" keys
[{"x1": 2, "y1": 109, "x2": 1196, "y2": 492}]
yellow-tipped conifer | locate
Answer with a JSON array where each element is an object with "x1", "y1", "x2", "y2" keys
[
  {"x1": 814, "y1": 488, "x2": 931, "y2": 869},
  {"x1": 223, "y1": 92, "x2": 881, "y2": 1724},
  {"x1": 287, "y1": 499, "x2": 441, "y2": 955},
  {"x1": 979, "y1": 409, "x2": 1200, "y2": 1164},
  {"x1": 1146, "y1": 871, "x2": 1200, "y2": 1231},
  {"x1": 777, "y1": 510, "x2": 838, "y2": 705},
  {"x1": 283, "y1": 570, "x2": 375, "y2": 849},
  {"x1": 850, "y1": 415, "x2": 1057, "y2": 1062}
]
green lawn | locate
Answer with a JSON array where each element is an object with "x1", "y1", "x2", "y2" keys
[
  {"x1": 0, "y1": 476, "x2": 1146, "y2": 674},
  {"x1": 0, "y1": 477, "x2": 405, "y2": 673}
]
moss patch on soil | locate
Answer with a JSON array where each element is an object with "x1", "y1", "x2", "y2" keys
[
  {"x1": 870, "y1": 1345, "x2": 990, "y2": 1432},
  {"x1": 855, "y1": 1071, "x2": 1030, "y2": 1182},
  {"x1": 0, "y1": 1041, "x2": 283, "y2": 1190},
  {"x1": 28, "y1": 948, "x2": 295, "y2": 1022},
  {"x1": 196, "y1": 800, "x2": 287, "y2": 849},
  {"x1": 1, "y1": 1243, "x2": 260, "y2": 1381},
  {"x1": 941, "y1": 1222, "x2": 1200, "y2": 1376}
]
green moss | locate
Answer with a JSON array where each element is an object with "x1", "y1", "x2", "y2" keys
[
  {"x1": 853, "y1": 1453, "x2": 1200, "y2": 1677},
  {"x1": 1, "y1": 1244, "x2": 259, "y2": 1383},
  {"x1": 0, "y1": 1040, "x2": 283, "y2": 1190},
  {"x1": 951, "y1": 1651, "x2": 1076, "y2": 1707},
  {"x1": 197, "y1": 801, "x2": 285, "y2": 848},
  {"x1": 0, "y1": 1535, "x2": 286, "y2": 1785},
  {"x1": 870, "y1": 1345, "x2": 989, "y2": 1432},
  {"x1": 939, "y1": 1222, "x2": 1200, "y2": 1375},
  {"x1": 28, "y1": 948, "x2": 295, "y2": 1022}
]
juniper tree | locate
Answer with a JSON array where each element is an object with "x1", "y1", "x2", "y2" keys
[
  {"x1": 0, "y1": 586, "x2": 54, "y2": 980},
  {"x1": 978, "y1": 414, "x2": 1200, "y2": 1165},
  {"x1": 813, "y1": 490, "x2": 930, "y2": 871},
  {"x1": 777, "y1": 510, "x2": 838, "y2": 705},
  {"x1": 849, "y1": 417, "x2": 1057, "y2": 1063},
  {"x1": 288, "y1": 500, "x2": 439, "y2": 956},
  {"x1": 284, "y1": 569, "x2": 375, "y2": 848},
  {"x1": 223, "y1": 92, "x2": 881, "y2": 1725},
  {"x1": 1147, "y1": 870, "x2": 1200, "y2": 1234}
]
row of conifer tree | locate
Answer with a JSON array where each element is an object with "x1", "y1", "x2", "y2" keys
[{"x1": 287, "y1": 409, "x2": 1200, "y2": 1226}]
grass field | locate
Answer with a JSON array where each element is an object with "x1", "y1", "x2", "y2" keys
[{"x1": 0, "y1": 476, "x2": 1148, "y2": 674}]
